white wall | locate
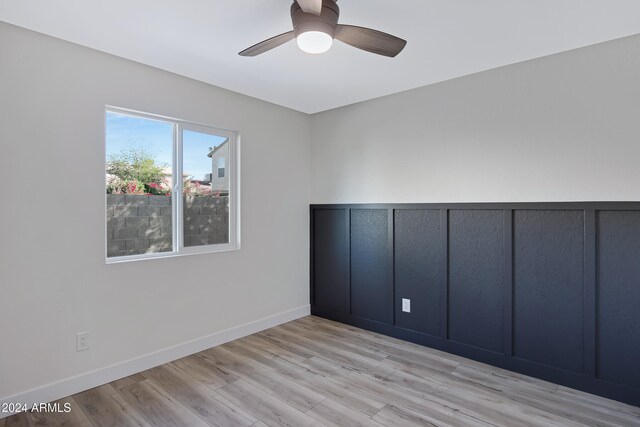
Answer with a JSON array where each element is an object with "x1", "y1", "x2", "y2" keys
[
  {"x1": 311, "y1": 34, "x2": 640, "y2": 204},
  {"x1": 0, "y1": 22, "x2": 310, "y2": 403}
]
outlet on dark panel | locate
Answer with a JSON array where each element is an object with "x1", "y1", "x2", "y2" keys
[
  {"x1": 597, "y1": 211, "x2": 640, "y2": 389},
  {"x1": 350, "y1": 209, "x2": 390, "y2": 323},
  {"x1": 394, "y1": 209, "x2": 442, "y2": 336},
  {"x1": 513, "y1": 210, "x2": 585, "y2": 373},
  {"x1": 449, "y1": 210, "x2": 505, "y2": 353},
  {"x1": 312, "y1": 209, "x2": 349, "y2": 313}
]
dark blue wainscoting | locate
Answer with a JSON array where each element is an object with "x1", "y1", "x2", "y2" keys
[
  {"x1": 597, "y1": 211, "x2": 640, "y2": 390},
  {"x1": 394, "y1": 209, "x2": 442, "y2": 337},
  {"x1": 449, "y1": 209, "x2": 505, "y2": 354},
  {"x1": 350, "y1": 209, "x2": 392, "y2": 324},
  {"x1": 310, "y1": 203, "x2": 640, "y2": 407}
]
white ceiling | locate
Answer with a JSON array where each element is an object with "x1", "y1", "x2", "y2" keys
[{"x1": 2, "y1": 0, "x2": 640, "y2": 114}]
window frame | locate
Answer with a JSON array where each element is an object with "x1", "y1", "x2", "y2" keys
[{"x1": 105, "y1": 106, "x2": 240, "y2": 264}]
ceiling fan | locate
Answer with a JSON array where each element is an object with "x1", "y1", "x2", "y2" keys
[{"x1": 238, "y1": 0, "x2": 407, "y2": 57}]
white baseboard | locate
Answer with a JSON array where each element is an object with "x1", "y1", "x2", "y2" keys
[{"x1": 0, "y1": 305, "x2": 310, "y2": 420}]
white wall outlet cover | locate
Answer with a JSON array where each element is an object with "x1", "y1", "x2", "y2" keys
[
  {"x1": 76, "y1": 331, "x2": 91, "y2": 352},
  {"x1": 402, "y1": 298, "x2": 411, "y2": 313}
]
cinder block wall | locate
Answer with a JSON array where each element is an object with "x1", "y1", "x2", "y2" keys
[
  {"x1": 106, "y1": 195, "x2": 229, "y2": 257},
  {"x1": 183, "y1": 196, "x2": 229, "y2": 246}
]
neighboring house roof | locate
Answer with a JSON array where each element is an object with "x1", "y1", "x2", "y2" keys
[{"x1": 207, "y1": 138, "x2": 229, "y2": 158}]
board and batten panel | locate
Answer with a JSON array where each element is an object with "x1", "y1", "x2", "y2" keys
[
  {"x1": 350, "y1": 209, "x2": 391, "y2": 323},
  {"x1": 597, "y1": 210, "x2": 640, "y2": 389},
  {"x1": 513, "y1": 210, "x2": 585, "y2": 373},
  {"x1": 312, "y1": 209, "x2": 349, "y2": 313},
  {"x1": 394, "y1": 209, "x2": 442, "y2": 336},
  {"x1": 448, "y1": 210, "x2": 505, "y2": 353}
]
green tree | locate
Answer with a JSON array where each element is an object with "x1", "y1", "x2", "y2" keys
[{"x1": 107, "y1": 148, "x2": 166, "y2": 185}]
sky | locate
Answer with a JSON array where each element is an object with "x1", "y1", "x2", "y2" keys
[{"x1": 106, "y1": 112, "x2": 227, "y2": 181}]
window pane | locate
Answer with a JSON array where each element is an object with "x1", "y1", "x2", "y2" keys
[
  {"x1": 106, "y1": 112, "x2": 173, "y2": 258},
  {"x1": 182, "y1": 130, "x2": 230, "y2": 247}
]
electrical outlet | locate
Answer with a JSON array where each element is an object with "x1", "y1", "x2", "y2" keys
[
  {"x1": 76, "y1": 331, "x2": 90, "y2": 352},
  {"x1": 402, "y1": 298, "x2": 411, "y2": 313}
]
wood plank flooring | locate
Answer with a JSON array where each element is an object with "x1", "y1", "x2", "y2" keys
[{"x1": 2, "y1": 316, "x2": 639, "y2": 426}]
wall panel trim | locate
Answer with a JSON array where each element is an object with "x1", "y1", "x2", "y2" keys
[
  {"x1": 440, "y1": 209, "x2": 449, "y2": 340},
  {"x1": 584, "y1": 209, "x2": 597, "y2": 379},
  {"x1": 504, "y1": 208, "x2": 514, "y2": 364}
]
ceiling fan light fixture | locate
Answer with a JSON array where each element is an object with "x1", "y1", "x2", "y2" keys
[
  {"x1": 296, "y1": 30, "x2": 333, "y2": 54},
  {"x1": 238, "y1": 0, "x2": 406, "y2": 58}
]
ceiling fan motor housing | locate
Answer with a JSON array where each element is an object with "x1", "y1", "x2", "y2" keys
[{"x1": 291, "y1": 0, "x2": 340, "y2": 38}]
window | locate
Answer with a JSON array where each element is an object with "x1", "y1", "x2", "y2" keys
[
  {"x1": 105, "y1": 107, "x2": 239, "y2": 262},
  {"x1": 217, "y1": 157, "x2": 225, "y2": 178}
]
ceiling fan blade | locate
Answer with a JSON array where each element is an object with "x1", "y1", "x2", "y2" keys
[
  {"x1": 335, "y1": 25, "x2": 406, "y2": 57},
  {"x1": 238, "y1": 31, "x2": 295, "y2": 57},
  {"x1": 296, "y1": 0, "x2": 322, "y2": 15}
]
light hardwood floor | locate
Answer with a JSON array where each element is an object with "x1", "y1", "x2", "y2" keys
[{"x1": 2, "y1": 316, "x2": 639, "y2": 426}]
